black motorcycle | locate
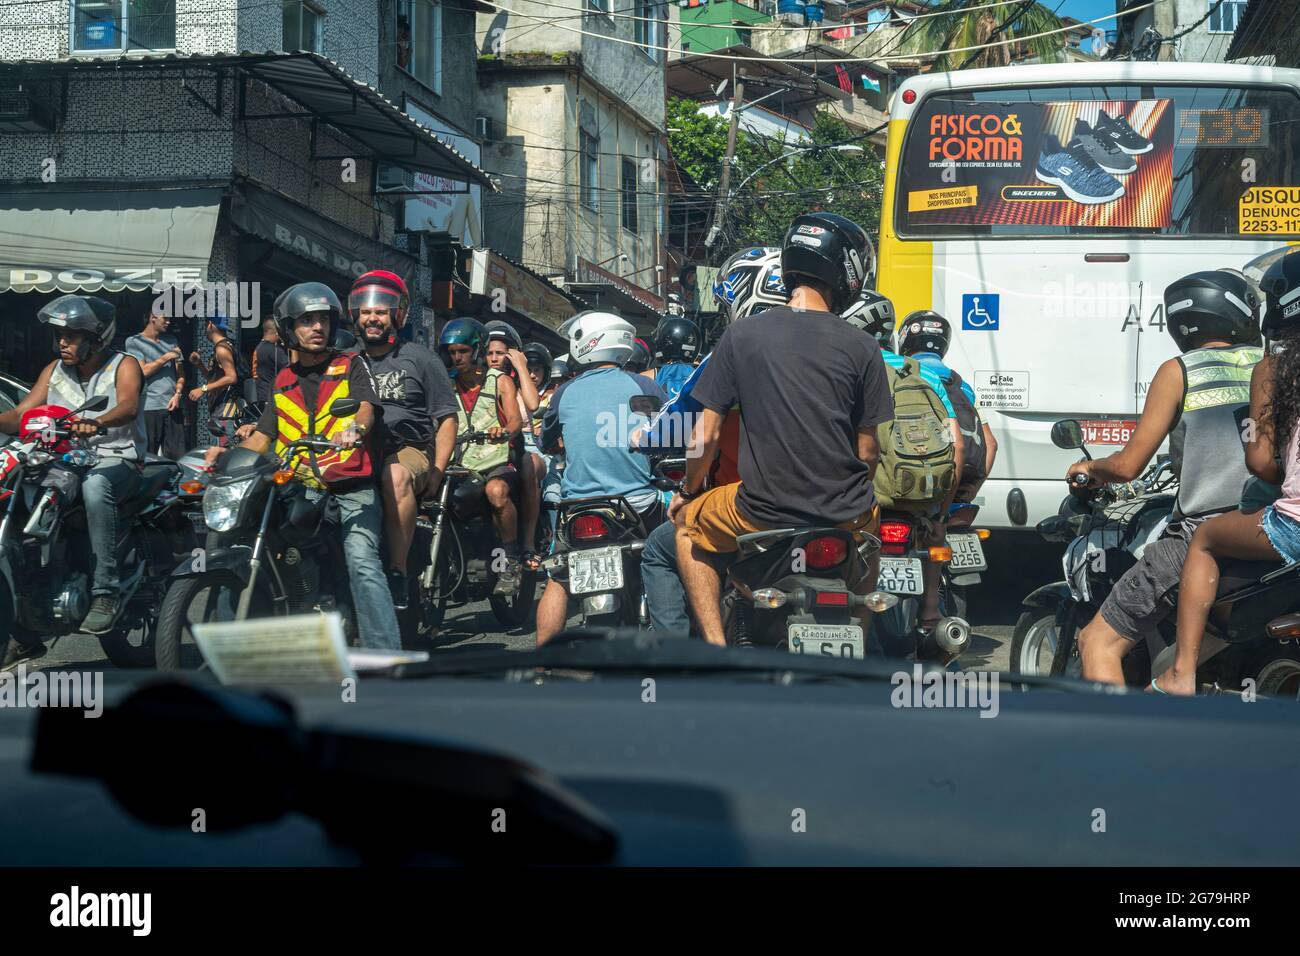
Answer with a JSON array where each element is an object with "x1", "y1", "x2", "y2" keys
[
  {"x1": 155, "y1": 398, "x2": 432, "y2": 667},
  {"x1": 1011, "y1": 418, "x2": 1300, "y2": 696},
  {"x1": 419, "y1": 429, "x2": 540, "y2": 635},
  {"x1": 0, "y1": 397, "x2": 193, "y2": 668}
]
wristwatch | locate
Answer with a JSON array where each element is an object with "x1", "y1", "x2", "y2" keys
[
  {"x1": 201, "y1": 383, "x2": 208, "y2": 394},
  {"x1": 678, "y1": 484, "x2": 703, "y2": 502},
  {"x1": 354, "y1": 422, "x2": 369, "y2": 437}
]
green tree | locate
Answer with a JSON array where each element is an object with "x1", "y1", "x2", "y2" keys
[
  {"x1": 900, "y1": 0, "x2": 1066, "y2": 71},
  {"x1": 666, "y1": 99, "x2": 884, "y2": 262}
]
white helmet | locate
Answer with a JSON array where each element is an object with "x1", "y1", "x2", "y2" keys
[
  {"x1": 713, "y1": 247, "x2": 787, "y2": 323},
  {"x1": 568, "y1": 310, "x2": 635, "y2": 368}
]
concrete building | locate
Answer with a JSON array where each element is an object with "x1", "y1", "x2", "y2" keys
[
  {"x1": 1116, "y1": 0, "x2": 1250, "y2": 62},
  {"x1": 1226, "y1": 0, "x2": 1300, "y2": 67},
  {"x1": 475, "y1": 0, "x2": 669, "y2": 332},
  {"x1": 0, "y1": 0, "x2": 495, "y2": 443}
]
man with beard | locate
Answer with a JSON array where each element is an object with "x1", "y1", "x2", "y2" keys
[{"x1": 350, "y1": 271, "x2": 458, "y2": 609}]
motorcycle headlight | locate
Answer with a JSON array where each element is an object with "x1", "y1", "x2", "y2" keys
[{"x1": 203, "y1": 477, "x2": 256, "y2": 532}]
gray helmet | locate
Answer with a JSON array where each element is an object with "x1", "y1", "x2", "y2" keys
[
  {"x1": 483, "y1": 319, "x2": 523, "y2": 352},
  {"x1": 38, "y1": 294, "x2": 117, "y2": 363},
  {"x1": 841, "y1": 290, "x2": 895, "y2": 348}
]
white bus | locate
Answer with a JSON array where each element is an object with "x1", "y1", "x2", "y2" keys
[{"x1": 877, "y1": 62, "x2": 1300, "y2": 532}]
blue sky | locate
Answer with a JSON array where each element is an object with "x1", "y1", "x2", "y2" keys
[{"x1": 1053, "y1": 0, "x2": 1118, "y2": 27}]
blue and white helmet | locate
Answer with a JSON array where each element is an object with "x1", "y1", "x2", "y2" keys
[{"x1": 713, "y1": 247, "x2": 787, "y2": 323}]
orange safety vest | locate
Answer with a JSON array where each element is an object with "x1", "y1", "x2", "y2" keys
[{"x1": 272, "y1": 351, "x2": 374, "y2": 490}]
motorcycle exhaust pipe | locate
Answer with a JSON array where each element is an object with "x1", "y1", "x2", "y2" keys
[{"x1": 918, "y1": 616, "x2": 970, "y2": 662}]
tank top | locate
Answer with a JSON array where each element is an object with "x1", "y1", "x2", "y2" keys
[
  {"x1": 47, "y1": 352, "x2": 146, "y2": 463},
  {"x1": 1169, "y1": 344, "x2": 1263, "y2": 520},
  {"x1": 456, "y1": 369, "x2": 510, "y2": 473},
  {"x1": 1274, "y1": 425, "x2": 1300, "y2": 524}
]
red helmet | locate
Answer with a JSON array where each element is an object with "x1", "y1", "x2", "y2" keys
[
  {"x1": 21, "y1": 404, "x2": 75, "y2": 454},
  {"x1": 349, "y1": 270, "x2": 411, "y2": 330}
]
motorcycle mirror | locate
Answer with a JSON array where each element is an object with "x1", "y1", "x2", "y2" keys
[
  {"x1": 328, "y1": 397, "x2": 361, "y2": 419},
  {"x1": 629, "y1": 395, "x2": 662, "y2": 417},
  {"x1": 1050, "y1": 419, "x2": 1085, "y2": 450}
]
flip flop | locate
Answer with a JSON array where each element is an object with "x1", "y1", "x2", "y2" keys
[
  {"x1": 1148, "y1": 677, "x2": 1170, "y2": 696},
  {"x1": 521, "y1": 551, "x2": 542, "y2": 572}
]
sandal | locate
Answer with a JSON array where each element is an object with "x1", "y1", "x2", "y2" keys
[{"x1": 521, "y1": 550, "x2": 542, "y2": 573}]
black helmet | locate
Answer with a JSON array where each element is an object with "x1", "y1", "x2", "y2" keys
[
  {"x1": 1164, "y1": 270, "x2": 1261, "y2": 353},
  {"x1": 273, "y1": 282, "x2": 341, "y2": 354},
  {"x1": 897, "y1": 311, "x2": 952, "y2": 359},
  {"x1": 625, "y1": 337, "x2": 652, "y2": 373},
  {"x1": 841, "y1": 290, "x2": 895, "y2": 349},
  {"x1": 38, "y1": 294, "x2": 117, "y2": 363},
  {"x1": 551, "y1": 356, "x2": 572, "y2": 383},
  {"x1": 780, "y1": 212, "x2": 872, "y2": 314},
  {"x1": 522, "y1": 341, "x2": 553, "y2": 381},
  {"x1": 438, "y1": 317, "x2": 487, "y2": 365},
  {"x1": 483, "y1": 319, "x2": 523, "y2": 352},
  {"x1": 1260, "y1": 250, "x2": 1300, "y2": 341},
  {"x1": 653, "y1": 316, "x2": 700, "y2": 363}
]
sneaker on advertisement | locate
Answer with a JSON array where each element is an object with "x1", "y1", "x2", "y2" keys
[
  {"x1": 1094, "y1": 109, "x2": 1154, "y2": 155},
  {"x1": 1034, "y1": 134, "x2": 1125, "y2": 205},
  {"x1": 1071, "y1": 118, "x2": 1137, "y2": 174}
]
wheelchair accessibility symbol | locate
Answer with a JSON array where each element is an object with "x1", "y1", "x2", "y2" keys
[{"x1": 962, "y1": 293, "x2": 999, "y2": 331}]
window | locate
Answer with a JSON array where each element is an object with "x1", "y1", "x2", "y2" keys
[
  {"x1": 621, "y1": 158, "x2": 638, "y2": 232},
  {"x1": 397, "y1": 0, "x2": 443, "y2": 95},
  {"x1": 580, "y1": 127, "x2": 600, "y2": 212},
  {"x1": 587, "y1": 0, "x2": 610, "y2": 13},
  {"x1": 282, "y1": 1, "x2": 323, "y2": 52},
  {"x1": 634, "y1": 0, "x2": 658, "y2": 60},
  {"x1": 896, "y1": 84, "x2": 1300, "y2": 238},
  {"x1": 72, "y1": 0, "x2": 175, "y2": 52},
  {"x1": 1207, "y1": 0, "x2": 1246, "y2": 33}
]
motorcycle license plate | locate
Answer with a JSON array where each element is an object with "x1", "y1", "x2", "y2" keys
[
  {"x1": 568, "y1": 546, "x2": 624, "y2": 594},
  {"x1": 788, "y1": 623, "x2": 864, "y2": 660},
  {"x1": 1077, "y1": 419, "x2": 1138, "y2": 445},
  {"x1": 878, "y1": 557, "x2": 923, "y2": 595},
  {"x1": 947, "y1": 533, "x2": 986, "y2": 572}
]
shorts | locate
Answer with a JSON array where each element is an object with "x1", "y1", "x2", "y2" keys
[
  {"x1": 1260, "y1": 504, "x2": 1300, "y2": 564},
  {"x1": 485, "y1": 463, "x2": 520, "y2": 498},
  {"x1": 684, "y1": 482, "x2": 881, "y2": 554},
  {"x1": 1099, "y1": 517, "x2": 1204, "y2": 642},
  {"x1": 382, "y1": 444, "x2": 432, "y2": 497}
]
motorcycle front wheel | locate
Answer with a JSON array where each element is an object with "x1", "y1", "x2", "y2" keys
[
  {"x1": 155, "y1": 573, "x2": 278, "y2": 670},
  {"x1": 1009, "y1": 611, "x2": 1061, "y2": 676},
  {"x1": 97, "y1": 618, "x2": 158, "y2": 669}
]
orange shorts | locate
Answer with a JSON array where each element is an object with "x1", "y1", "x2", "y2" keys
[{"x1": 683, "y1": 482, "x2": 881, "y2": 554}]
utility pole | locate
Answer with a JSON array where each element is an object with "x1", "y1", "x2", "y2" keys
[{"x1": 705, "y1": 66, "x2": 744, "y2": 254}]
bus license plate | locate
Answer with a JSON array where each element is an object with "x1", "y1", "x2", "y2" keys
[
  {"x1": 878, "y1": 557, "x2": 923, "y2": 595},
  {"x1": 568, "y1": 546, "x2": 623, "y2": 594},
  {"x1": 1077, "y1": 419, "x2": 1138, "y2": 445},
  {"x1": 948, "y1": 534, "x2": 987, "y2": 572},
  {"x1": 788, "y1": 623, "x2": 864, "y2": 659}
]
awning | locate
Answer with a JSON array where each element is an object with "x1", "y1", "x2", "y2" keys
[
  {"x1": 0, "y1": 52, "x2": 498, "y2": 189},
  {"x1": 0, "y1": 186, "x2": 222, "y2": 293},
  {"x1": 467, "y1": 247, "x2": 584, "y2": 333},
  {"x1": 230, "y1": 180, "x2": 417, "y2": 281}
]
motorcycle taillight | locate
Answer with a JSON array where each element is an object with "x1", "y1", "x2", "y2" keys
[
  {"x1": 571, "y1": 514, "x2": 610, "y2": 542},
  {"x1": 804, "y1": 536, "x2": 848, "y2": 570},
  {"x1": 879, "y1": 520, "x2": 911, "y2": 555}
]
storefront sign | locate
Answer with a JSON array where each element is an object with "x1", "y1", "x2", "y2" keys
[
  {"x1": 575, "y1": 257, "x2": 665, "y2": 313},
  {"x1": 401, "y1": 102, "x2": 483, "y2": 247},
  {"x1": 470, "y1": 249, "x2": 576, "y2": 331}
]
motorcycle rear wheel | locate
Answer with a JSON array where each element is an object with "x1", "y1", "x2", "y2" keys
[
  {"x1": 97, "y1": 617, "x2": 157, "y2": 669},
  {"x1": 1010, "y1": 611, "x2": 1060, "y2": 676},
  {"x1": 489, "y1": 569, "x2": 538, "y2": 629},
  {"x1": 1243, "y1": 644, "x2": 1300, "y2": 700}
]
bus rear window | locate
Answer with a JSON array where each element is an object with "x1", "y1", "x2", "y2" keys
[{"x1": 896, "y1": 84, "x2": 1300, "y2": 238}]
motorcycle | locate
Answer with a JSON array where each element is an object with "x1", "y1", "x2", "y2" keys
[
  {"x1": 0, "y1": 397, "x2": 194, "y2": 668},
  {"x1": 421, "y1": 429, "x2": 540, "y2": 635},
  {"x1": 720, "y1": 521, "x2": 897, "y2": 659},
  {"x1": 872, "y1": 508, "x2": 973, "y2": 665},
  {"x1": 1011, "y1": 418, "x2": 1300, "y2": 696},
  {"x1": 155, "y1": 397, "x2": 434, "y2": 667}
]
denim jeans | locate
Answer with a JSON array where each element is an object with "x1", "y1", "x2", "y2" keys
[
  {"x1": 82, "y1": 460, "x2": 143, "y2": 597},
  {"x1": 641, "y1": 519, "x2": 691, "y2": 637},
  {"x1": 308, "y1": 484, "x2": 401, "y2": 650}
]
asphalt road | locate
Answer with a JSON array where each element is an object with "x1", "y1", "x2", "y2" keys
[{"x1": 22, "y1": 532, "x2": 1063, "y2": 674}]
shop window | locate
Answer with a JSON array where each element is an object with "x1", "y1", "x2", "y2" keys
[{"x1": 71, "y1": 0, "x2": 175, "y2": 53}]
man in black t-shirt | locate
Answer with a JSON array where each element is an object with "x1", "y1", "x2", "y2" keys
[
  {"x1": 670, "y1": 214, "x2": 893, "y2": 646},
  {"x1": 351, "y1": 270, "x2": 458, "y2": 608},
  {"x1": 251, "y1": 316, "x2": 290, "y2": 406}
]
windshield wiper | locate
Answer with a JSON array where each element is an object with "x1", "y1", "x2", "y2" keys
[{"x1": 32, "y1": 681, "x2": 618, "y2": 865}]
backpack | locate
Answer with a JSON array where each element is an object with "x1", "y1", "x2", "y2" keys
[
  {"x1": 945, "y1": 370, "x2": 987, "y2": 487},
  {"x1": 874, "y1": 357, "x2": 957, "y2": 512}
]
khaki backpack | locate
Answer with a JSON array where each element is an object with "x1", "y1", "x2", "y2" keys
[{"x1": 874, "y1": 357, "x2": 957, "y2": 512}]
